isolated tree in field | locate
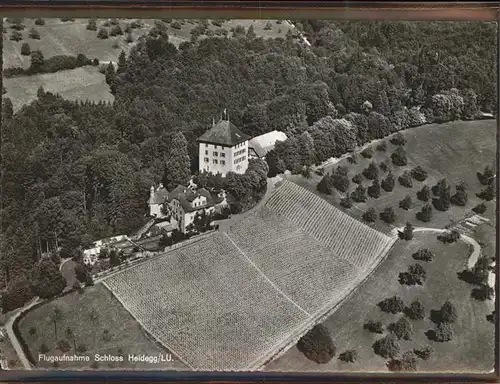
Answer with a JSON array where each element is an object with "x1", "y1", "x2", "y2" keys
[
  {"x1": 437, "y1": 229, "x2": 460, "y2": 244},
  {"x1": 388, "y1": 351, "x2": 417, "y2": 372},
  {"x1": 363, "y1": 161, "x2": 379, "y2": 180},
  {"x1": 364, "y1": 320, "x2": 384, "y2": 334},
  {"x1": 30, "y1": 50, "x2": 44, "y2": 70},
  {"x1": 21, "y1": 42, "x2": 31, "y2": 55},
  {"x1": 362, "y1": 208, "x2": 377, "y2": 223},
  {"x1": 433, "y1": 322, "x2": 454, "y2": 342},
  {"x1": 412, "y1": 248, "x2": 434, "y2": 262},
  {"x1": 411, "y1": 166, "x2": 428, "y2": 181},
  {"x1": 391, "y1": 146, "x2": 407, "y2": 166},
  {"x1": 378, "y1": 296, "x2": 405, "y2": 314},
  {"x1": 86, "y1": 19, "x2": 97, "y2": 30},
  {"x1": 389, "y1": 317, "x2": 413, "y2": 340},
  {"x1": 381, "y1": 172, "x2": 395, "y2": 192},
  {"x1": 352, "y1": 173, "x2": 363, "y2": 184},
  {"x1": 414, "y1": 345, "x2": 434, "y2": 360},
  {"x1": 439, "y1": 301, "x2": 458, "y2": 323},
  {"x1": 400, "y1": 263, "x2": 426, "y2": 285},
  {"x1": 417, "y1": 185, "x2": 431, "y2": 202},
  {"x1": 50, "y1": 306, "x2": 64, "y2": 340},
  {"x1": 405, "y1": 299, "x2": 425, "y2": 320},
  {"x1": 351, "y1": 184, "x2": 367, "y2": 203},
  {"x1": 126, "y1": 31, "x2": 134, "y2": 43},
  {"x1": 477, "y1": 183, "x2": 495, "y2": 201},
  {"x1": 10, "y1": 19, "x2": 25, "y2": 31},
  {"x1": 117, "y1": 50, "x2": 127, "y2": 73},
  {"x1": 373, "y1": 334, "x2": 400, "y2": 359},
  {"x1": 317, "y1": 174, "x2": 333, "y2": 195},
  {"x1": 400, "y1": 222, "x2": 414, "y2": 240},
  {"x1": 340, "y1": 193, "x2": 353, "y2": 209},
  {"x1": 472, "y1": 284, "x2": 494, "y2": 301},
  {"x1": 380, "y1": 207, "x2": 396, "y2": 224},
  {"x1": 105, "y1": 62, "x2": 116, "y2": 85},
  {"x1": 39, "y1": 342, "x2": 50, "y2": 354},
  {"x1": 332, "y1": 166, "x2": 350, "y2": 192},
  {"x1": 376, "y1": 141, "x2": 387, "y2": 152},
  {"x1": 339, "y1": 350, "x2": 357, "y2": 363},
  {"x1": 416, "y1": 203, "x2": 432, "y2": 223},
  {"x1": 97, "y1": 27, "x2": 109, "y2": 39},
  {"x1": 379, "y1": 160, "x2": 390, "y2": 173},
  {"x1": 110, "y1": 24, "x2": 123, "y2": 36},
  {"x1": 65, "y1": 327, "x2": 77, "y2": 350},
  {"x1": 399, "y1": 195, "x2": 412, "y2": 210},
  {"x1": 297, "y1": 324, "x2": 336, "y2": 364},
  {"x1": 432, "y1": 178, "x2": 451, "y2": 211},
  {"x1": 477, "y1": 165, "x2": 495, "y2": 185},
  {"x1": 368, "y1": 178, "x2": 381, "y2": 198},
  {"x1": 361, "y1": 147, "x2": 373, "y2": 159},
  {"x1": 451, "y1": 183, "x2": 468, "y2": 206},
  {"x1": 246, "y1": 24, "x2": 256, "y2": 39},
  {"x1": 472, "y1": 202, "x2": 487, "y2": 214},
  {"x1": 10, "y1": 31, "x2": 23, "y2": 41},
  {"x1": 28, "y1": 27, "x2": 40, "y2": 39},
  {"x1": 398, "y1": 171, "x2": 413, "y2": 188},
  {"x1": 390, "y1": 132, "x2": 407, "y2": 146},
  {"x1": 487, "y1": 311, "x2": 496, "y2": 324},
  {"x1": 35, "y1": 18, "x2": 45, "y2": 25}
]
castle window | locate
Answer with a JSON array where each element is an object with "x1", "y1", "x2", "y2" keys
[
  {"x1": 214, "y1": 145, "x2": 218, "y2": 149},
  {"x1": 205, "y1": 150, "x2": 208, "y2": 155},
  {"x1": 205, "y1": 143, "x2": 209, "y2": 147},
  {"x1": 236, "y1": 165, "x2": 241, "y2": 170},
  {"x1": 221, "y1": 160, "x2": 225, "y2": 165},
  {"x1": 213, "y1": 152, "x2": 218, "y2": 156},
  {"x1": 220, "y1": 152, "x2": 225, "y2": 158},
  {"x1": 204, "y1": 157, "x2": 209, "y2": 163},
  {"x1": 213, "y1": 159, "x2": 218, "y2": 164}
]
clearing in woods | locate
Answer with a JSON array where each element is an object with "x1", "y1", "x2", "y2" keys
[
  {"x1": 103, "y1": 182, "x2": 393, "y2": 371},
  {"x1": 292, "y1": 120, "x2": 497, "y2": 234}
]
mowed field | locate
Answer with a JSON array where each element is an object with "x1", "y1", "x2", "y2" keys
[
  {"x1": 17, "y1": 284, "x2": 189, "y2": 370},
  {"x1": 293, "y1": 120, "x2": 497, "y2": 234},
  {"x1": 266, "y1": 231, "x2": 495, "y2": 373},
  {"x1": 103, "y1": 182, "x2": 393, "y2": 371}
]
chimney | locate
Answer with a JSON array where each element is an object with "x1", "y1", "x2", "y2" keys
[
  {"x1": 159, "y1": 183, "x2": 164, "y2": 189},
  {"x1": 150, "y1": 185, "x2": 155, "y2": 199}
]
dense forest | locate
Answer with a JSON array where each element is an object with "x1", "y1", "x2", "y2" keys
[{"x1": 0, "y1": 20, "x2": 497, "y2": 293}]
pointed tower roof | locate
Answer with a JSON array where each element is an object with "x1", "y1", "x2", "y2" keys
[{"x1": 197, "y1": 117, "x2": 250, "y2": 147}]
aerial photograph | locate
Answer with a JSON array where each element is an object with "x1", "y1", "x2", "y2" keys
[{"x1": 0, "y1": 17, "x2": 497, "y2": 374}]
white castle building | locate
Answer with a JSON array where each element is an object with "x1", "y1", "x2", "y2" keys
[{"x1": 197, "y1": 113, "x2": 251, "y2": 176}]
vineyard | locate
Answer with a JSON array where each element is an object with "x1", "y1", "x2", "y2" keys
[
  {"x1": 104, "y1": 180, "x2": 395, "y2": 371},
  {"x1": 266, "y1": 180, "x2": 394, "y2": 270}
]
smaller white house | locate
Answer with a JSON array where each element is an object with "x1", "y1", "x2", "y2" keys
[
  {"x1": 248, "y1": 130, "x2": 288, "y2": 159},
  {"x1": 148, "y1": 183, "x2": 169, "y2": 218},
  {"x1": 149, "y1": 219, "x2": 179, "y2": 236},
  {"x1": 83, "y1": 247, "x2": 101, "y2": 266}
]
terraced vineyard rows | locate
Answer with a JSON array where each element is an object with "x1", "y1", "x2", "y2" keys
[
  {"x1": 266, "y1": 180, "x2": 394, "y2": 270},
  {"x1": 104, "y1": 233, "x2": 310, "y2": 372},
  {"x1": 227, "y1": 208, "x2": 362, "y2": 314}
]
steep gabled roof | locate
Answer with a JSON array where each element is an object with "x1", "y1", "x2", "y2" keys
[
  {"x1": 197, "y1": 119, "x2": 251, "y2": 147},
  {"x1": 248, "y1": 130, "x2": 288, "y2": 158},
  {"x1": 167, "y1": 186, "x2": 215, "y2": 213}
]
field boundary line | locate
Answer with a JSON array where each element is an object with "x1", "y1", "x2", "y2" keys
[
  {"x1": 101, "y1": 281, "x2": 196, "y2": 371},
  {"x1": 223, "y1": 232, "x2": 312, "y2": 319}
]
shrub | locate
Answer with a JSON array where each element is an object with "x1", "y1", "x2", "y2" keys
[
  {"x1": 477, "y1": 184, "x2": 495, "y2": 201},
  {"x1": 387, "y1": 351, "x2": 417, "y2": 372},
  {"x1": 338, "y1": 350, "x2": 357, "y2": 363},
  {"x1": 10, "y1": 19, "x2": 25, "y2": 31},
  {"x1": 361, "y1": 147, "x2": 373, "y2": 159},
  {"x1": 10, "y1": 31, "x2": 23, "y2": 41},
  {"x1": 332, "y1": 167, "x2": 350, "y2": 192},
  {"x1": 86, "y1": 19, "x2": 98, "y2": 31},
  {"x1": 28, "y1": 27, "x2": 40, "y2": 39},
  {"x1": 376, "y1": 141, "x2": 387, "y2": 152},
  {"x1": 439, "y1": 301, "x2": 458, "y2": 323},
  {"x1": 97, "y1": 28, "x2": 109, "y2": 39},
  {"x1": 363, "y1": 162, "x2": 379, "y2": 180},
  {"x1": 411, "y1": 166, "x2": 427, "y2": 181},
  {"x1": 340, "y1": 194, "x2": 352, "y2": 209},
  {"x1": 76, "y1": 344, "x2": 88, "y2": 353},
  {"x1": 451, "y1": 187, "x2": 467, "y2": 206},
  {"x1": 362, "y1": 208, "x2": 377, "y2": 223},
  {"x1": 297, "y1": 324, "x2": 336, "y2": 364},
  {"x1": 437, "y1": 230, "x2": 460, "y2": 244},
  {"x1": 486, "y1": 311, "x2": 496, "y2": 324},
  {"x1": 472, "y1": 202, "x2": 487, "y2": 214},
  {"x1": 171, "y1": 21, "x2": 182, "y2": 29},
  {"x1": 347, "y1": 155, "x2": 357, "y2": 164},
  {"x1": 389, "y1": 317, "x2": 413, "y2": 340},
  {"x1": 378, "y1": 296, "x2": 405, "y2": 314},
  {"x1": 416, "y1": 203, "x2": 432, "y2": 222},
  {"x1": 351, "y1": 184, "x2": 366, "y2": 203},
  {"x1": 399, "y1": 222, "x2": 414, "y2": 240},
  {"x1": 432, "y1": 179, "x2": 451, "y2": 211},
  {"x1": 398, "y1": 171, "x2": 413, "y2": 188},
  {"x1": 405, "y1": 299, "x2": 425, "y2": 320},
  {"x1": 39, "y1": 342, "x2": 50, "y2": 353},
  {"x1": 412, "y1": 248, "x2": 434, "y2": 262},
  {"x1": 399, "y1": 264, "x2": 426, "y2": 285},
  {"x1": 102, "y1": 329, "x2": 112, "y2": 342},
  {"x1": 35, "y1": 18, "x2": 45, "y2": 25},
  {"x1": 380, "y1": 207, "x2": 396, "y2": 224},
  {"x1": 29, "y1": 326, "x2": 37, "y2": 337},
  {"x1": 352, "y1": 173, "x2": 363, "y2": 184},
  {"x1": 367, "y1": 179, "x2": 381, "y2": 198},
  {"x1": 21, "y1": 42, "x2": 31, "y2": 55},
  {"x1": 373, "y1": 335, "x2": 400, "y2": 359},
  {"x1": 60, "y1": 17, "x2": 75, "y2": 22},
  {"x1": 477, "y1": 165, "x2": 495, "y2": 185},
  {"x1": 433, "y1": 322, "x2": 454, "y2": 342},
  {"x1": 399, "y1": 195, "x2": 412, "y2": 210},
  {"x1": 379, "y1": 160, "x2": 390, "y2": 173},
  {"x1": 130, "y1": 20, "x2": 143, "y2": 29},
  {"x1": 109, "y1": 24, "x2": 123, "y2": 36},
  {"x1": 471, "y1": 284, "x2": 494, "y2": 301},
  {"x1": 264, "y1": 21, "x2": 273, "y2": 30},
  {"x1": 417, "y1": 185, "x2": 431, "y2": 202},
  {"x1": 391, "y1": 146, "x2": 407, "y2": 166},
  {"x1": 381, "y1": 172, "x2": 395, "y2": 192},
  {"x1": 92, "y1": 58, "x2": 99, "y2": 66},
  {"x1": 57, "y1": 339, "x2": 71, "y2": 353},
  {"x1": 364, "y1": 320, "x2": 384, "y2": 334},
  {"x1": 414, "y1": 345, "x2": 434, "y2": 360},
  {"x1": 390, "y1": 132, "x2": 407, "y2": 146}
]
